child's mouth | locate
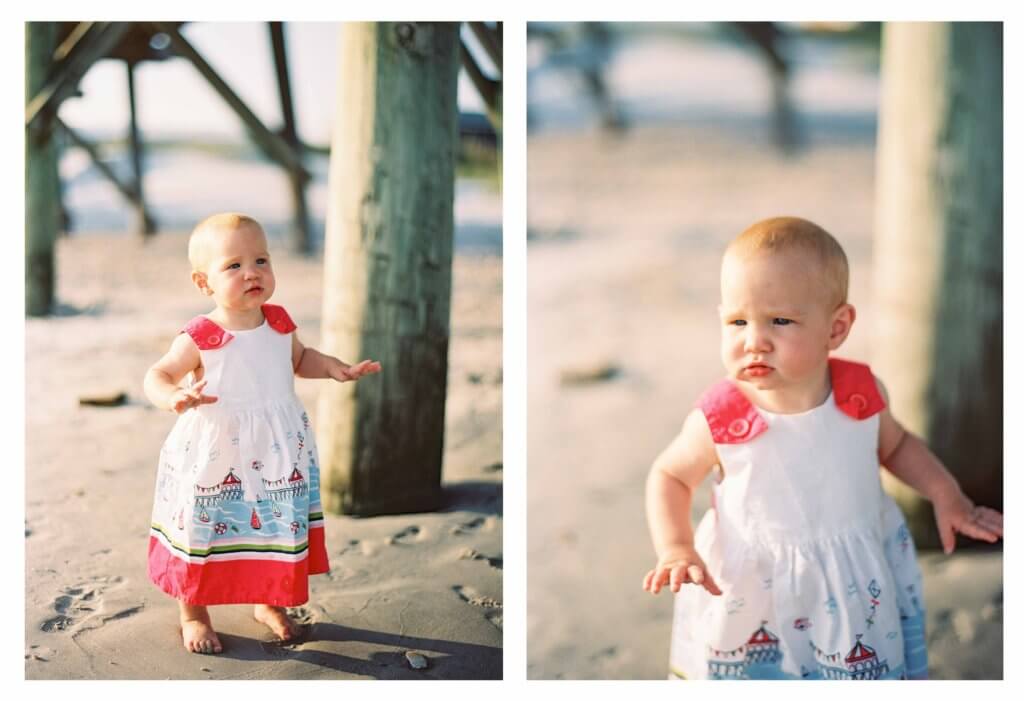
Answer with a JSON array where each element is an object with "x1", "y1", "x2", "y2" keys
[
  {"x1": 745, "y1": 364, "x2": 773, "y2": 377},
  {"x1": 246, "y1": 287, "x2": 263, "y2": 295}
]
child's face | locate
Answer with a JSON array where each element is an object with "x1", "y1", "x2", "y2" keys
[
  {"x1": 719, "y1": 250, "x2": 848, "y2": 393},
  {"x1": 195, "y1": 223, "x2": 276, "y2": 312}
]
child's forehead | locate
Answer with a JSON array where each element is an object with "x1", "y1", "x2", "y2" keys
[
  {"x1": 720, "y1": 251, "x2": 826, "y2": 306},
  {"x1": 208, "y1": 224, "x2": 268, "y2": 255}
]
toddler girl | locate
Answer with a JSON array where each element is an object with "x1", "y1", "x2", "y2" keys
[
  {"x1": 642, "y1": 216, "x2": 1002, "y2": 680},
  {"x1": 144, "y1": 213, "x2": 381, "y2": 654}
]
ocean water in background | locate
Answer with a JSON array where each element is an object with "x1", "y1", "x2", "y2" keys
[
  {"x1": 58, "y1": 146, "x2": 502, "y2": 257},
  {"x1": 528, "y1": 23, "x2": 880, "y2": 139}
]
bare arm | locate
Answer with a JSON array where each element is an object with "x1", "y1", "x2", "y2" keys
[
  {"x1": 143, "y1": 333, "x2": 216, "y2": 413},
  {"x1": 642, "y1": 408, "x2": 722, "y2": 595},
  {"x1": 875, "y1": 376, "x2": 1003, "y2": 552},
  {"x1": 291, "y1": 333, "x2": 381, "y2": 381}
]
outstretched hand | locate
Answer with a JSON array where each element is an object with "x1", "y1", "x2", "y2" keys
[
  {"x1": 933, "y1": 488, "x2": 1003, "y2": 554},
  {"x1": 642, "y1": 547, "x2": 722, "y2": 596},
  {"x1": 170, "y1": 379, "x2": 218, "y2": 414},
  {"x1": 333, "y1": 359, "x2": 382, "y2": 382}
]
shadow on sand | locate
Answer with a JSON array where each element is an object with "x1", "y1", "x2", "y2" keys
[{"x1": 210, "y1": 622, "x2": 502, "y2": 679}]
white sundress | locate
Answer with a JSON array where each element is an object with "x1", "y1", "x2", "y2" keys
[
  {"x1": 668, "y1": 357, "x2": 927, "y2": 680},
  {"x1": 147, "y1": 304, "x2": 330, "y2": 606}
]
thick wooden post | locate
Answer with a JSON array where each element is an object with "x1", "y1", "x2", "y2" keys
[
  {"x1": 26, "y1": 22, "x2": 60, "y2": 317},
  {"x1": 873, "y1": 22, "x2": 1002, "y2": 548},
  {"x1": 317, "y1": 22, "x2": 460, "y2": 515}
]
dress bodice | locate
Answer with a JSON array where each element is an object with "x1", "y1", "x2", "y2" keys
[
  {"x1": 699, "y1": 358, "x2": 887, "y2": 548},
  {"x1": 181, "y1": 304, "x2": 297, "y2": 411}
]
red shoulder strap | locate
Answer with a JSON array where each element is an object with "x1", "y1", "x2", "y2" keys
[
  {"x1": 261, "y1": 304, "x2": 297, "y2": 334},
  {"x1": 697, "y1": 379, "x2": 769, "y2": 444},
  {"x1": 182, "y1": 316, "x2": 234, "y2": 350},
  {"x1": 829, "y1": 357, "x2": 885, "y2": 420}
]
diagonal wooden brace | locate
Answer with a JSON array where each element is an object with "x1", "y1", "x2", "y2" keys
[
  {"x1": 150, "y1": 21, "x2": 310, "y2": 184},
  {"x1": 25, "y1": 22, "x2": 133, "y2": 137},
  {"x1": 468, "y1": 22, "x2": 502, "y2": 70},
  {"x1": 56, "y1": 117, "x2": 141, "y2": 207},
  {"x1": 459, "y1": 39, "x2": 500, "y2": 130}
]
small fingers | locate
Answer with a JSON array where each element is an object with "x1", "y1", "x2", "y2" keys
[
  {"x1": 939, "y1": 521, "x2": 956, "y2": 555},
  {"x1": 669, "y1": 564, "x2": 688, "y2": 592},
  {"x1": 975, "y1": 507, "x2": 1003, "y2": 536},
  {"x1": 651, "y1": 567, "x2": 671, "y2": 594},
  {"x1": 702, "y1": 571, "x2": 723, "y2": 596},
  {"x1": 642, "y1": 570, "x2": 655, "y2": 592},
  {"x1": 958, "y1": 520, "x2": 1000, "y2": 543}
]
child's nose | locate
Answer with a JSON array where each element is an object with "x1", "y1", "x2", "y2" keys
[{"x1": 743, "y1": 325, "x2": 771, "y2": 353}]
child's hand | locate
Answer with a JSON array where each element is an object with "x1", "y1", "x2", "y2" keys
[
  {"x1": 933, "y1": 487, "x2": 1003, "y2": 554},
  {"x1": 642, "y1": 546, "x2": 722, "y2": 596},
  {"x1": 169, "y1": 379, "x2": 218, "y2": 414},
  {"x1": 333, "y1": 359, "x2": 382, "y2": 382}
]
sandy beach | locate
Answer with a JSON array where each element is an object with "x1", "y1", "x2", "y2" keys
[
  {"x1": 526, "y1": 27, "x2": 1002, "y2": 680},
  {"x1": 25, "y1": 189, "x2": 502, "y2": 678}
]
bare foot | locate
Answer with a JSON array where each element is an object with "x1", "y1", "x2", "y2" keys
[
  {"x1": 253, "y1": 604, "x2": 301, "y2": 641},
  {"x1": 179, "y1": 603, "x2": 222, "y2": 654}
]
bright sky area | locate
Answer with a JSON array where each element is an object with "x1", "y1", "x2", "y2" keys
[{"x1": 57, "y1": 22, "x2": 494, "y2": 146}]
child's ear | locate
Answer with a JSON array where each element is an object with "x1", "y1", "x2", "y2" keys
[
  {"x1": 827, "y1": 303, "x2": 856, "y2": 350},
  {"x1": 191, "y1": 271, "x2": 211, "y2": 295}
]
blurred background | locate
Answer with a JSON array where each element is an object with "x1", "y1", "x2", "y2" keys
[
  {"x1": 45, "y1": 22, "x2": 499, "y2": 246},
  {"x1": 526, "y1": 21, "x2": 1002, "y2": 680}
]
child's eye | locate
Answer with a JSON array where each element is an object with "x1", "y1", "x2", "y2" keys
[
  {"x1": 257, "y1": 258, "x2": 268, "y2": 265},
  {"x1": 227, "y1": 263, "x2": 240, "y2": 270},
  {"x1": 730, "y1": 319, "x2": 747, "y2": 327},
  {"x1": 773, "y1": 318, "x2": 793, "y2": 326}
]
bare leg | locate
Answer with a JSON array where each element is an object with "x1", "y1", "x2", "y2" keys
[
  {"x1": 179, "y1": 602, "x2": 222, "y2": 654},
  {"x1": 253, "y1": 604, "x2": 301, "y2": 641}
]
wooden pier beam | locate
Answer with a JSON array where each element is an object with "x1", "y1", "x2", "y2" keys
[
  {"x1": 269, "y1": 21, "x2": 311, "y2": 254},
  {"x1": 152, "y1": 22, "x2": 311, "y2": 184},
  {"x1": 26, "y1": 22, "x2": 61, "y2": 317},
  {"x1": 126, "y1": 60, "x2": 155, "y2": 237}
]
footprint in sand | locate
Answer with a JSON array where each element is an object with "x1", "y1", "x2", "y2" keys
[
  {"x1": 337, "y1": 539, "x2": 362, "y2": 556},
  {"x1": 40, "y1": 576, "x2": 138, "y2": 634},
  {"x1": 387, "y1": 525, "x2": 426, "y2": 546},
  {"x1": 25, "y1": 644, "x2": 57, "y2": 662},
  {"x1": 453, "y1": 585, "x2": 502, "y2": 609},
  {"x1": 450, "y1": 516, "x2": 497, "y2": 536},
  {"x1": 288, "y1": 604, "x2": 331, "y2": 626},
  {"x1": 456, "y1": 547, "x2": 503, "y2": 570}
]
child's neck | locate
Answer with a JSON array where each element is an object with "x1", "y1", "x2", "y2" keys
[
  {"x1": 207, "y1": 305, "x2": 265, "y2": 331},
  {"x1": 741, "y1": 367, "x2": 832, "y2": 415}
]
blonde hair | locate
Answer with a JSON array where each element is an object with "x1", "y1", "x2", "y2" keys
[
  {"x1": 725, "y1": 216, "x2": 849, "y2": 308},
  {"x1": 188, "y1": 212, "x2": 263, "y2": 272}
]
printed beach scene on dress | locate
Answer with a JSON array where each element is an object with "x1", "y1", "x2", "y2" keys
[
  {"x1": 667, "y1": 358, "x2": 928, "y2": 680},
  {"x1": 148, "y1": 304, "x2": 330, "y2": 606}
]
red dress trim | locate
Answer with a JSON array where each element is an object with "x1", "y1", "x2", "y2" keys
[
  {"x1": 182, "y1": 316, "x2": 235, "y2": 350},
  {"x1": 181, "y1": 305, "x2": 296, "y2": 350},
  {"x1": 698, "y1": 357, "x2": 885, "y2": 444},
  {"x1": 261, "y1": 304, "x2": 297, "y2": 335},
  {"x1": 697, "y1": 379, "x2": 770, "y2": 444},
  {"x1": 828, "y1": 357, "x2": 886, "y2": 420},
  {"x1": 147, "y1": 526, "x2": 330, "y2": 606}
]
